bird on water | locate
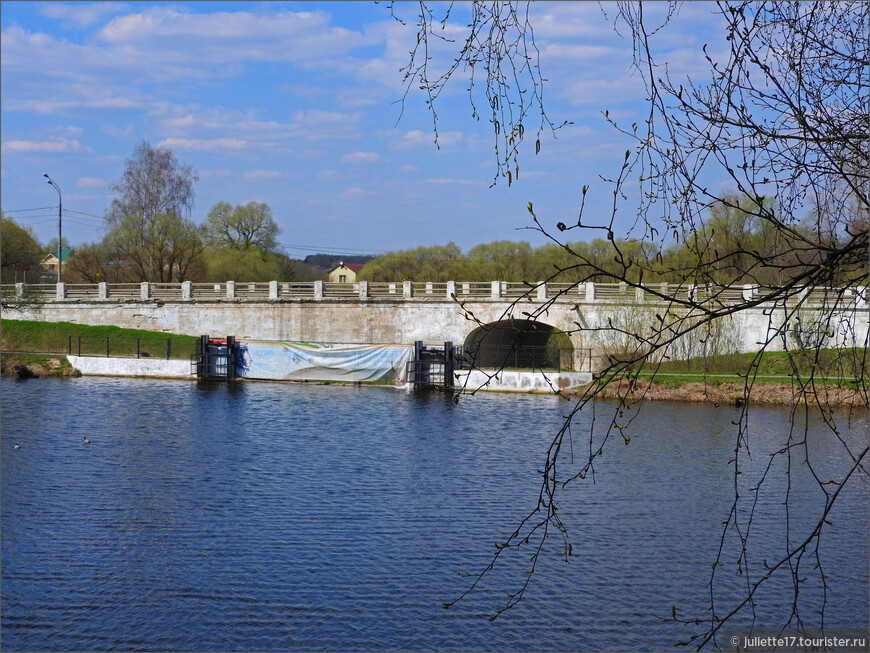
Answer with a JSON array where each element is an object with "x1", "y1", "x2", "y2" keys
[
  {"x1": 83, "y1": 437, "x2": 91, "y2": 444},
  {"x1": 13, "y1": 443, "x2": 21, "y2": 449}
]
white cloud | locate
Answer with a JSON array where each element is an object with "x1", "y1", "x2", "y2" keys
[
  {"x1": 39, "y1": 2, "x2": 130, "y2": 27},
  {"x1": 341, "y1": 151, "x2": 384, "y2": 164},
  {"x1": 163, "y1": 114, "x2": 197, "y2": 129},
  {"x1": 156, "y1": 138, "x2": 246, "y2": 151},
  {"x1": 1, "y1": 138, "x2": 86, "y2": 153},
  {"x1": 155, "y1": 108, "x2": 362, "y2": 148},
  {"x1": 392, "y1": 129, "x2": 464, "y2": 150},
  {"x1": 97, "y1": 7, "x2": 370, "y2": 67},
  {"x1": 243, "y1": 170, "x2": 285, "y2": 180},
  {"x1": 3, "y1": 95, "x2": 141, "y2": 114},
  {"x1": 101, "y1": 124, "x2": 134, "y2": 138},
  {"x1": 426, "y1": 178, "x2": 480, "y2": 186},
  {"x1": 200, "y1": 169, "x2": 233, "y2": 178},
  {"x1": 66, "y1": 193, "x2": 104, "y2": 201},
  {"x1": 340, "y1": 187, "x2": 376, "y2": 199},
  {"x1": 76, "y1": 177, "x2": 107, "y2": 188}
]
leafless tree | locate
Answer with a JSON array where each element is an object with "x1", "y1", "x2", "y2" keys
[
  {"x1": 107, "y1": 141, "x2": 198, "y2": 228},
  {"x1": 391, "y1": 1, "x2": 868, "y2": 648},
  {"x1": 101, "y1": 142, "x2": 205, "y2": 282}
]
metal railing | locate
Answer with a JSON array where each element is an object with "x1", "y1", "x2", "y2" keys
[
  {"x1": 2, "y1": 281, "x2": 866, "y2": 308},
  {"x1": 67, "y1": 335, "x2": 197, "y2": 360}
]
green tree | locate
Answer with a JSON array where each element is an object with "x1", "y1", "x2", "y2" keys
[
  {"x1": 466, "y1": 240, "x2": 535, "y2": 281},
  {"x1": 1, "y1": 216, "x2": 45, "y2": 284},
  {"x1": 205, "y1": 201, "x2": 280, "y2": 252},
  {"x1": 65, "y1": 242, "x2": 121, "y2": 284},
  {"x1": 359, "y1": 243, "x2": 466, "y2": 281},
  {"x1": 202, "y1": 200, "x2": 284, "y2": 281},
  {"x1": 205, "y1": 246, "x2": 285, "y2": 282},
  {"x1": 103, "y1": 142, "x2": 205, "y2": 282},
  {"x1": 105, "y1": 212, "x2": 206, "y2": 283},
  {"x1": 45, "y1": 236, "x2": 72, "y2": 258}
]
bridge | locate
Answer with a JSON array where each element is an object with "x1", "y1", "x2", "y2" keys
[{"x1": 3, "y1": 280, "x2": 868, "y2": 372}]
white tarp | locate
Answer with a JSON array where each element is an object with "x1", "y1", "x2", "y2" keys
[{"x1": 236, "y1": 340, "x2": 414, "y2": 383}]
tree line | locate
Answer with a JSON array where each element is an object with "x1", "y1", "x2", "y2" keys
[
  {"x1": 7, "y1": 183, "x2": 865, "y2": 287},
  {"x1": 358, "y1": 195, "x2": 867, "y2": 286},
  {"x1": 5, "y1": 140, "x2": 865, "y2": 289},
  {"x1": 1, "y1": 142, "x2": 319, "y2": 285}
]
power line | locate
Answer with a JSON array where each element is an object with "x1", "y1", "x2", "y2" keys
[
  {"x1": 280, "y1": 242, "x2": 385, "y2": 256},
  {"x1": 6, "y1": 213, "x2": 58, "y2": 220},
  {"x1": 4, "y1": 206, "x2": 56, "y2": 213},
  {"x1": 65, "y1": 209, "x2": 105, "y2": 219},
  {"x1": 7, "y1": 207, "x2": 384, "y2": 257}
]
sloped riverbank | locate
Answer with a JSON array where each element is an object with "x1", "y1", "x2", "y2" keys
[
  {"x1": 1, "y1": 354, "x2": 81, "y2": 379},
  {"x1": 588, "y1": 378, "x2": 866, "y2": 407}
]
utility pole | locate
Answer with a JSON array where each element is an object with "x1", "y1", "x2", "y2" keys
[{"x1": 43, "y1": 173, "x2": 62, "y2": 283}]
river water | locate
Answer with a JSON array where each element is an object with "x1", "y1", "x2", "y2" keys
[{"x1": 1, "y1": 376, "x2": 867, "y2": 651}]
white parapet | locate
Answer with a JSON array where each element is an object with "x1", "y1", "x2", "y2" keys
[{"x1": 67, "y1": 355, "x2": 195, "y2": 378}]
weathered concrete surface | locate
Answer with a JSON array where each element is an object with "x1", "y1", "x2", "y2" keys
[
  {"x1": 11, "y1": 298, "x2": 543, "y2": 343},
  {"x1": 9, "y1": 292, "x2": 867, "y2": 371},
  {"x1": 456, "y1": 369, "x2": 593, "y2": 393},
  {"x1": 67, "y1": 355, "x2": 194, "y2": 379}
]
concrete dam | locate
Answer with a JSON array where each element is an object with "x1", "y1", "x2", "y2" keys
[{"x1": 4, "y1": 280, "x2": 868, "y2": 378}]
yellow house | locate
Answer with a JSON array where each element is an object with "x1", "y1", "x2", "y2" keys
[
  {"x1": 41, "y1": 248, "x2": 72, "y2": 272},
  {"x1": 328, "y1": 261, "x2": 365, "y2": 283}
]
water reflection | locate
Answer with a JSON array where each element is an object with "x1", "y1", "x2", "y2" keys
[{"x1": 2, "y1": 376, "x2": 866, "y2": 652}]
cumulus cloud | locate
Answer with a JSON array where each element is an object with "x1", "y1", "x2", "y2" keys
[
  {"x1": 341, "y1": 151, "x2": 384, "y2": 164},
  {"x1": 156, "y1": 137, "x2": 246, "y2": 151},
  {"x1": 200, "y1": 169, "x2": 233, "y2": 178},
  {"x1": 97, "y1": 6, "x2": 370, "y2": 67},
  {"x1": 340, "y1": 187, "x2": 376, "y2": 199},
  {"x1": 290, "y1": 109, "x2": 360, "y2": 141},
  {"x1": 40, "y1": 2, "x2": 130, "y2": 27},
  {"x1": 76, "y1": 177, "x2": 107, "y2": 188},
  {"x1": 1, "y1": 138, "x2": 86, "y2": 153},
  {"x1": 3, "y1": 93, "x2": 141, "y2": 114},
  {"x1": 243, "y1": 170, "x2": 285, "y2": 180},
  {"x1": 393, "y1": 129, "x2": 463, "y2": 150},
  {"x1": 426, "y1": 178, "x2": 480, "y2": 186},
  {"x1": 101, "y1": 124, "x2": 134, "y2": 138}
]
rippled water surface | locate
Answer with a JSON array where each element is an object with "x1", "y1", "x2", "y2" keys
[{"x1": 2, "y1": 376, "x2": 867, "y2": 651}]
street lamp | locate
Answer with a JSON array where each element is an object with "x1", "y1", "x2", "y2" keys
[{"x1": 43, "y1": 173, "x2": 62, "y2": 283}]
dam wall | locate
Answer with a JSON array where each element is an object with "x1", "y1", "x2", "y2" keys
[{"x1": 4, "y1": 281, "x2": 867, "y2": 371}]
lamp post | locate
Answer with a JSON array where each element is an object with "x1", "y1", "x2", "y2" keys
[{"x1": 43, "y1": 173, "x2": 62, "y2": 283}]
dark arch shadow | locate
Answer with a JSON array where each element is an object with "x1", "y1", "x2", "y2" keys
[{"x1": 462, "y1": 319, "x2": 574, "y2": 370}]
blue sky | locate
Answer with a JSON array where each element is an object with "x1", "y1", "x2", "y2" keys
[{"x1": 1, "y1": 1, "x2": 727, "y2": 258}]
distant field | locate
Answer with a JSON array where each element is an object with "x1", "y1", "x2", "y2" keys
[{"x1": 1, "y1": 319, "x2": 197, "y2": 360}]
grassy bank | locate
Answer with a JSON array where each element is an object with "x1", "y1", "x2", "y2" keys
[
  {"x1": 1, "y1": 353, "x2": 81, "y2": 378},
  {"x1": 588, "y1": 348, "x2": 867, "y2": 406},
  {"x1": 656, "y1": 347, "x2": 868, "y2": 375},
  {"x1": 637, "y1": 348, "x2": 867, "y2": 387},
  {"x1": 1, "y1": 319, "x2": 197, "y2": 360}
]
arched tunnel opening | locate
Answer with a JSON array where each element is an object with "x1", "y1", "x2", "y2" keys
[{"x1": 462, "y1": 319, "x2": 574, "y2": 371}]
